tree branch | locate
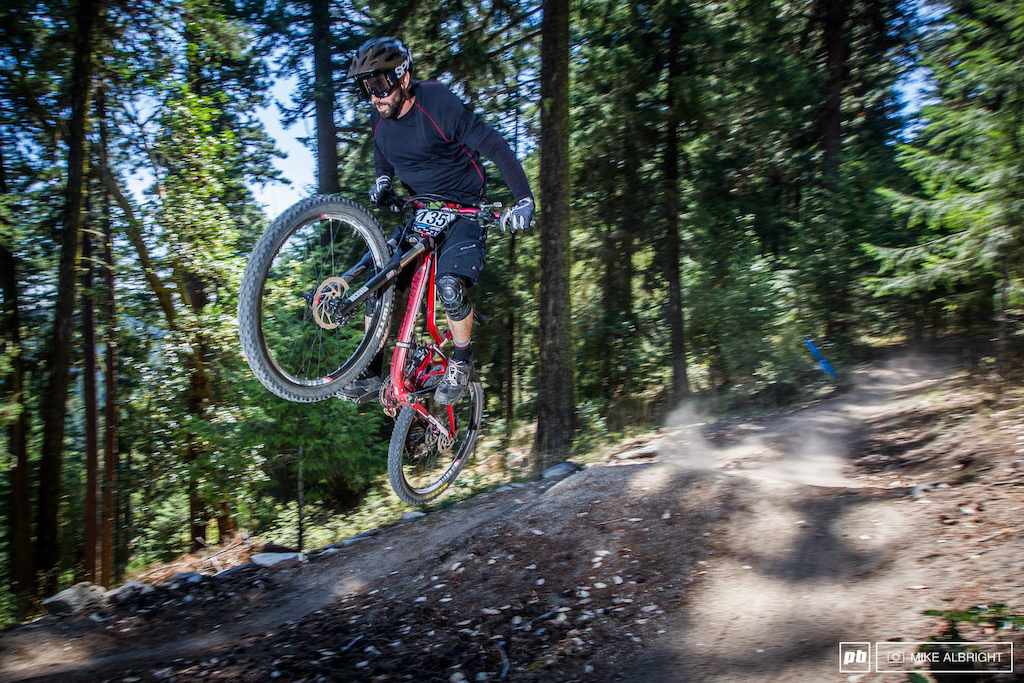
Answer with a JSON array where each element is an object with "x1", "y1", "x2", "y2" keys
[{"x1": 98, "y1": 168, "x2": 177, "y2": 323}]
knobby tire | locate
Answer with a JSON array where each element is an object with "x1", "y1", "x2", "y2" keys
[
  {"x1": 238, "y1": 195, "x2": 394, "y2": 403},
  {"x1": 387, "y1": 379, "x2": 484, "y2": 506}
]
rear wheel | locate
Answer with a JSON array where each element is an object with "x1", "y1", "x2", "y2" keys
[
  {"x1": 387, "y1": 379, "x2": 484, "y2": 505},
  {"x1": 238, "y1": 195, "x2": 394, "y2": 403}
]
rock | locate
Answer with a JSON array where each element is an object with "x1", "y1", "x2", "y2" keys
[
  {"x1": 42, "y1": 582, "x2": 107, "y2": 615},
  {"x1": 169, "y1": 571, "x2": 204, "y2": 585},
  {"x1": 214, "y1": 563, "x2": 255, "y2": 579},
  {"x1": 250, "y1": 552, "x2": 305, "y2": 567},
  {"x1": 613, "y1": 444, "x2": 659, "y2": 460},
  {"x1": 326, "y1": 529, "x2": 379, "y2": 548},
  {"x1": 911, "y1": 483, "x2": 933, "y2": 498},
  {"x1": 105, "y1": 581, "x2": 153, "y2": 604},
  {"x1": 402, "y1": 510, "x2": 427, "y2": 521},
  {"x1": 542, "y1": 461, "x2": 581, "y2": 480}
]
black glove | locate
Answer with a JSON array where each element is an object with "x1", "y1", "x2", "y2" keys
[
  {"x1": 369, "y1": 175, "x2": 393, "y2": 205},
  {"x1": 500, "y1": 197, "x2": 535, "y2": 233}
]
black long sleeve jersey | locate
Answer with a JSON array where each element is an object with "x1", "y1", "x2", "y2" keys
[{"x1": 371, "y1": 81, "x2": 532, "y2": 206}]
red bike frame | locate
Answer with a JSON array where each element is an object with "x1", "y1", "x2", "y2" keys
[
  {"x1": 388, "y1": 250, "x2": 456, "y2": 439},
  {"x1": 385, "y1": 203, "x2": 495, "y2": 440}
]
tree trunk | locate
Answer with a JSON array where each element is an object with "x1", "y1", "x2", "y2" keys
[
  {"x1": 35, "y1": 0, "x2": 99, "y2": 596},
  {"x1": 664, "y1": 18, "x2": 689, "y2": 403},
  {"x1": 997, "y1": 254, "x2": 1009, "y2": 376},
  {"x1": 81, "y1": 204, "x2": 99, "y2": 584},
  {"x1": 533, "y1": 0, "x2": 575, "y2": 465},
  {"x1": 98, "y1": 85, "x2": 118, "y2": 588},
  {"x1": 818, "y1": 0, "x2": 849, "y2": 186},
  {"x1": 598, "y1": 218, "x2": 635, "y2": 400},
  {"x1": 503, "y1": 232, "x2": 519, "y2": 440},
  {"x1": 216, "y1": 501, "x2": 235, "y2": 543},
  {"x1": 115, "y1": 444, "x2": 130, "y2": 583},
  {"x1": 311, "y1": 0, "x2": 339, "y2": 194},
  {"x1": 184, "y1": 281, "x2": 212, "y2": 552},
  {"x1": 0, "y1": 146, "x2": 34, "y2": 614}
]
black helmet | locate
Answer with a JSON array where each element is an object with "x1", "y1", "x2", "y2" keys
[{"x1": 347, "y1": 37, "x2": 412, "y2": 80}]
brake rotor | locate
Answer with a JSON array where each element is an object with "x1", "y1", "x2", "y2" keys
[
  {"x1": 436, "y1": 430, "x2": 456, "y2": 454},
  {"x1": 311, "y1": 276, "x2": 348, "y2": 329}
]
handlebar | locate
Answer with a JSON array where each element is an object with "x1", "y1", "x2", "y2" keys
[{"x1": 381, "y1": 195, "x2": 503, "y2": 228}]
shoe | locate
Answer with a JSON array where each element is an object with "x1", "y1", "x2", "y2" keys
[
  {"x1": 434, "y1": 357, "x2": 473, "y2": 405},
  {"x1": 335, "y1": 371, "x2": 382, "y2": 405}
]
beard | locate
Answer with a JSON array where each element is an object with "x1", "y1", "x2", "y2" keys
[{"x1": 375, "y1": 84, "x2": 407, "y2": 120}]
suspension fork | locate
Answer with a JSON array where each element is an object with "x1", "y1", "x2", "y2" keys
[{"x1": 333, "y1": 239, "x2": 427, "y2": 319}]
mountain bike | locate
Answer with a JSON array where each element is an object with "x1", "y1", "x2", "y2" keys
[{"x1": 238, "y1": 194, "x2": 500, "y2": 505}]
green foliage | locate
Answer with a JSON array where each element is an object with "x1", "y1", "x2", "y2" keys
[
  {"x1": 868, "y1": 0, "x2": 1024, "y2": 332},
  {"x1": 924, "y1": 603, "x2": 1024, "y2": 632},
  {"x1": 252, "y1": 395, "x2": 390, "y2": 503},
  {"x1": 129, "y1": 492, "x2": 192, "y2": 569},
  {"x1": 253, "y1": 486, "x2": 406, "y2": 551},
  {"x1": 6, "y1": 0, "x2": 1020, "y2": 613}
]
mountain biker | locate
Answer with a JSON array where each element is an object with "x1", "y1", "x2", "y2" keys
[{"x1": 340, "y1": 36, "x2": 535, "y2": 405}]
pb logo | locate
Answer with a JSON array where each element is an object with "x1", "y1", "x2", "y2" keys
[{"x1": 839, "y1": 642, "x2": 871, "y2": 673}]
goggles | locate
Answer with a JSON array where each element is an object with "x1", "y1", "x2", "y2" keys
[{"x1": 356, "y1": 71, "x2": 401, "y2": 100}]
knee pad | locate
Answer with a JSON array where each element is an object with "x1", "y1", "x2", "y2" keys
[{"x1": 437, "y1": 274, "x2": 472, "y2": 322}]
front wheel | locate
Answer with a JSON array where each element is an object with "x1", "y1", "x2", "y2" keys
[
  {"x1": 238, "y1": 195, "x2": 394, "y2": 403},
  {"x1": 387, "y1": 380, "x2": 484, "y2": 505}
]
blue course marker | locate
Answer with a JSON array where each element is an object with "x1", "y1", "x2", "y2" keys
[{"x1": 804, "y1": 336, "x2": 838, "y2": 379}]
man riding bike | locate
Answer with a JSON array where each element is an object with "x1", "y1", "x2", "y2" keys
[{"x1": 339, "y1": 36, "x2": 535, "y2": 406}]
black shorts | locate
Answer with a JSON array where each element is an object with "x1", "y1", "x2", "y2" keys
[{"x1": 435, "y1": 216, "x2": 486, "y2": 286}]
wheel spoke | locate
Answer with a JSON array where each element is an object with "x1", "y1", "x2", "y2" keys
[
  {"x1": 261, "y1": 218, "x2": 375, "y2": 383},
  {"x1": 238, "y1": 197, "x2": 393, "y2": 403},
  {"x1": 388, "y1": 380, "x2": 483, "y2": 505}
]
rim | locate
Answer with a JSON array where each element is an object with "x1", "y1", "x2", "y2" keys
[
  {"x1": 401, "y1": 384, "x2": 482, "y2": 496},
  {"x1": 258, "y1": 213, "x2": 386, "y2": 388}
]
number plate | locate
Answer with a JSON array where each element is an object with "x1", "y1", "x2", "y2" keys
[{"x1": 413, "y1": 209, "x2": 456, "y2": 236}]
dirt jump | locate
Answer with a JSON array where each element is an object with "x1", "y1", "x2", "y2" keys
[{"x1": 2, "y1": 354, "x2": 1023, "y2": 682}]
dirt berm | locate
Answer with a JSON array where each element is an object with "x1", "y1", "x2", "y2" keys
[{"x1": 2, "y1": 355, "x2": 1023, "y2": 682}]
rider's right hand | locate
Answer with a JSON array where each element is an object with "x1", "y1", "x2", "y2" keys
[{"x1": 369, "y1": 175, "x2": 394, "y2": 206}]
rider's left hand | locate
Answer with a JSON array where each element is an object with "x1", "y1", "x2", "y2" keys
[{"x1": 500, "y1": 197, "x2": 535, "y2": 233}]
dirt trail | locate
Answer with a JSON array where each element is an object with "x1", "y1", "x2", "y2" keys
[
  {"x1": 631, "y1": 359, "x2": 961, "y2": 682},
  {"x1": 3, "y1": 355, "x2": 1022, "y2": 682}
]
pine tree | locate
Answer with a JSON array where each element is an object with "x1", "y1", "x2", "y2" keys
[
  {"x1": 872, "y1": 0, "x2": 1024, "y2": 364},
  {"x1": 533, "y1": 0, "x2": 575, "y2": 462}
]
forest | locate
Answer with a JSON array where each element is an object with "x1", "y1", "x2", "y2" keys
[{"x1": 0, "y1": 0, "x2": 1021, "y2": 623}]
